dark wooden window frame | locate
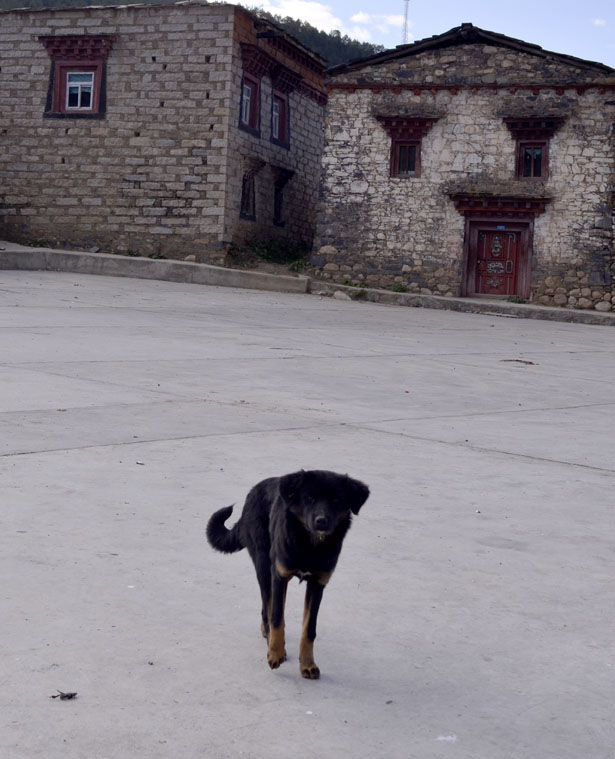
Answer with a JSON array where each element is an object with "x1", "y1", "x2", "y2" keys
[
  {"x1": 376, "y1": 116, "x2": 438, "y2": 179},
  {"x1": 391, "y1": 139, "x2": 420, "y2": 177},
  {"x1": 239, "y1": 73, "x2": 261, "y2": 135},
  {"x1": 517, "y1": 140, "x2": 549, "y2": 179},
  {"x1": 270, "y1": 90, "x2": 289, "y2": 148},
  {"x1": 55, "y1": 61, "x2": 102, "y2": 113},
  {"x1": 39, "y1": 35, "x2": 114, "y2": 120},
  {"x1": 504, "y1": 118, "x2": 564, "y2": 180}
]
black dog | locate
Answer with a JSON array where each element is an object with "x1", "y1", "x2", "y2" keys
[{"x1": 206, "y1": 470, "x2": 369, "y2": 679}]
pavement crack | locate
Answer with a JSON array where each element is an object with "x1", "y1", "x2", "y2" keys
[{"x1": 351, "y1": 423, "x2": 615, "y2": 475}]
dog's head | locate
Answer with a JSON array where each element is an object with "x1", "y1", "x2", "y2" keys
[{"x1": 279, "y1": 470, "x2": 369, "y2": 538}]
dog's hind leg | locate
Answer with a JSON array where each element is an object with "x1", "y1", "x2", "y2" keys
[
  {"x1": 299, "y1": 578, "x2": 327, "y2": 679},
  {"x1": 267, "y1": 567, "x2": 289, "y2": 669}
]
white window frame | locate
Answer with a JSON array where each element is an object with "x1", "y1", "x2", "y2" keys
[
  {"x1": 241, "y1": 82, "x2": 252, "y2": 125},
  {"x1": 66, "y1": 71, "x2": 95, "y2": 111},
  {"x1": 272, "y1": 99, "x2": 280, "y2": 139}
]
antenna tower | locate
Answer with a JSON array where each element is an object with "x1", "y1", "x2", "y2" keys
[{"x1": 402, "y1": 0, "x2": 410, "y2": 44}]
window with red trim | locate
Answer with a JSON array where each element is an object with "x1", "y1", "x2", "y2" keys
[
  {"x1": 504, "y1": 118, "x2": 564, "y2": 180},
  {"x1": 240, "y1": 74, "x2": 260, "y2": 133},
  {"x1": 39, "y1": 35, "x2": 113, "y2": 119},
  {"x1": 391, "y1": 140, "x2": 419, "y2": 177},
  {"x1": 271, "y1": 92, "x2": 289, "y2": 146},
  {"x1": 376, "y1": 116, "x2": 438, "y2": 179},
  {"x1": 54, "y1": 62, "x2": 102, "y2": 114}
]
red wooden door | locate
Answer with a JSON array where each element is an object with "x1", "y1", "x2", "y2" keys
[{"x1": 474, "y1": 229, "x2": 521, "y2": 296}]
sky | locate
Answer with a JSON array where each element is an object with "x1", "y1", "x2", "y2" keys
[{"x1": 253, "y1": 0, "x2": 615, "y2": 67}]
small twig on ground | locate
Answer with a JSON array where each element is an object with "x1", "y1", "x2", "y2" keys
[{"x1": 50, "y1": 690, "x2": 78, "y2": 700}]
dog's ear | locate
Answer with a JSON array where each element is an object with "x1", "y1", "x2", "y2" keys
[
  {"x1": 279, "y1": 470, "x2": 305, "y2": 505},
  {"x1": 345, "y1": 476, "x2": 370, "y2": 515}
]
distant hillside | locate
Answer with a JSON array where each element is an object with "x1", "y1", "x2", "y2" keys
[
  {"x1": 253, "y1": 10, "x2": 384, "y2": 66},
  {"x1": 0, "y1": 0, "x2": 384, "y2": 65}
]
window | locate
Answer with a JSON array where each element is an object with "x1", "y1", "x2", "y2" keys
[
  {"x1": 39, "y1": 35, "x2": 114, "y2": 119},
  {"x1": 392, "y1": 141, "x2": 418, "y2": 176},
  {"x1": 240, "y1": 173, "x2": 256, "y2": 220},
  {"x1": 272, "y1": 168, "x2": 293, "y2": 226},
  {"x1": 519, "y1": 142, "x2": 547, "y2": 178},
  {"x1": 239, "y1": 74, "x2": 260, "y2": 133},
  {"x1": 271, "y1": 92, "x2": 289, "y2": 146},
  {"x1": 504, "y1": 118, "x2": 564, "y2": 180},
  {"x1": 376, "y1": 116, "x2": 438, "y2": 179},
  {"x1": 66, "y1": 72, "x2": 94, "y2": 110}
]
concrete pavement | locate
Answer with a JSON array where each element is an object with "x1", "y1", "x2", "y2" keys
[{"x1": 1, "y1": 270, "x2": 613, "y2": 759}]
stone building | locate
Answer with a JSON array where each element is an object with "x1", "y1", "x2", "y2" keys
[
  {"x1": 0, "y1": 2, "x2": 326, "y2": 261},
  {"x1": 314, "y1": 24, "x2": 615, "y2": 310}
]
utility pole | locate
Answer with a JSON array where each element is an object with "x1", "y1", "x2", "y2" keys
[{"x1": 402, "y1": 0, "x2": 410, "y2": 44}]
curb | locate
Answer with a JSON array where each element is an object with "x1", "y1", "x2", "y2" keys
[
  {"x1": 0, "y1": 245, "x2": 310, "y2": 294},
  {"x1": 313, "y1": 281, "x2": 615, "y2": 327}
]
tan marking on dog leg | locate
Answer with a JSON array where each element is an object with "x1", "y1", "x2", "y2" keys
[
  {"x1": 299, "y1": 639, "x2": 319, "y2": 679},
  {"x1": 299, "y1": 586, "x2": 321, "y2": 679},
  {"x1": 267, "y1": 575, "x2": 288, "y2": 669},
  {"x1": 274, "y1": 560, "x2": 294, "y2": 580},
  {"x1": 267, "y1": 623, "x2": 286, "y2": 669},
  {"x1": 315, "y1": 570, "x2": 333, "y2": 586}
]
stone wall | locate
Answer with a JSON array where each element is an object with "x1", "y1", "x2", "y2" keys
[
  {"x1": 314, "y1": 43, "x2": 615, "y2": 310},
  {"x1": 0, "y1": 3, "x2": 236, "y2": 258},
  {"x1": 225, "y1": 10, "x2": 325, "y2": 253},
  {"x1": 0, "y1": 3, "x2": 326, "y2": 261}
]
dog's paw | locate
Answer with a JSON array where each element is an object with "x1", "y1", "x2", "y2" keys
[
  {"x1": 300, "y1": 662, "x2": 320, "y2": 679},
  {"x1": 267, "y1": 650, "x2": 287, "y2": 669}
]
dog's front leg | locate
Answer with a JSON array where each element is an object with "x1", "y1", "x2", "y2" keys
[
  {"x1": 300, "y1": 578, "x2": 325, "y2": 679},
  {"x1": 267, "y1": 568, "x2": 288, "y2": 669}
]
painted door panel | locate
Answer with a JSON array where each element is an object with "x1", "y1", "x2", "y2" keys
[
  {"x1": 475, "y1": 230, "x2": 520, "y2": 296},
  {"x1": 464, "y1": 221, "x2": 530, "y2": 299}
]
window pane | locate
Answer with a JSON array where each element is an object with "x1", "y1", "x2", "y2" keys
[
  {"x1": 397, "y1": 144, "x2": 416, "y2": 174},
  {"x1": 67, "y1": 87, "x2": 79, "y2": 108},
  {"x1": 241, "y1": 84, "x2": 251, "y2": 123},
  {"x1": 272, "y1": 101, "x2": 279, "y2": 138},
  {"x1": 399, "y1": 145, "x2": 407, "y2": 171},
  {"x1": 522, "y1": 146, "x2": 543, "y2": 177},
  {"x1": 68, "y1": 73, "x2": 94, "y2": 84},
  {"x1": 523, "y1": 148, "x2": 533, "y2": 177},
  {"x1": 533, "y1": 148, "x2": 542, "y2": 177},
  {"x1": 81, "y1": 87, "x2": 92, "y2": 108}
]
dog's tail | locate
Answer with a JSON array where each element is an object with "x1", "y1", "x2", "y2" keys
[{"x1": 206, "y1": 505, "x2": 244, "y2": 553}]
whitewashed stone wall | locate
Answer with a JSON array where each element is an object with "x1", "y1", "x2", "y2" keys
[{"x1": 314, "y1": 44, "x2": 615, "y2": 309}]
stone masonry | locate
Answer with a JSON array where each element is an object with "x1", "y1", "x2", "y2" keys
[
  {"x1": 313, "y1": 25, "x2": 615, "y2": 310},
  {"x1": 0, "y1": 3, "x2": 326, "y2": 261}
]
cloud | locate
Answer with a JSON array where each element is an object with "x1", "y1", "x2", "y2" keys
[
  {"x1": 350, "y1": 11, "x2": 406, "y2": 28},
  {"x1": 254, "y1": 0, "x2": 411, "y2": 43},
  {"x1": 256, "y1": 0, "x2": 344, "y2": 33},
  {"x1": 348, "y1": 10, "x2": 410, "y2": 42},
  {"x1": 592, "y1": 18, "x2": 607, "y2": 27}
]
